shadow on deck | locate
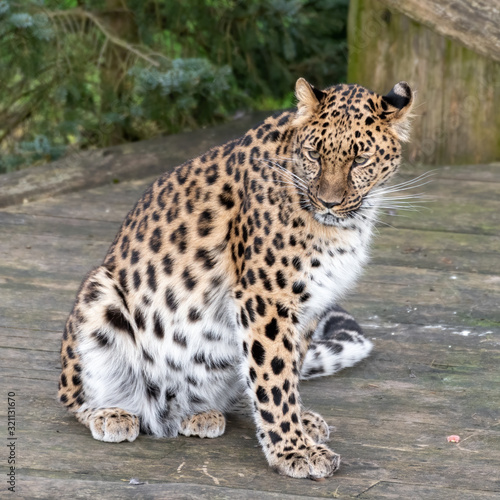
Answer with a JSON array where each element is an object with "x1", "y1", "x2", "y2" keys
[{"x1": 1, "y1": 117, "x2": 499, "y2": 499}]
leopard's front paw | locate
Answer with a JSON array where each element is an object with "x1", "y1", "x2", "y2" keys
[
  {"x1": 272, "y1": 443, "x2": 340, "y2": 479},
  {"x1": 302, "y1": 410, "x2": 330, "y2": 444}
]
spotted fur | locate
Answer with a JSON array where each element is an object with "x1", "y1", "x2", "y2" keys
[{"x1": 58, "y1": 78, "x2": 413, "y2": 479}]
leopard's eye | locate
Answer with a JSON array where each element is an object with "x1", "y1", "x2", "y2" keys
[
  {"x1": 353, "y1": 156, "x2": 370, "y2": 166},
  {"x1": 307, "y1": 150, "x2": 320, "y2": 161}
]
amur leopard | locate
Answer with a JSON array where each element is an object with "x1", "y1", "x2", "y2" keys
[{"x1": 58, "y1": 78, "x2": 413, "y2": 479}]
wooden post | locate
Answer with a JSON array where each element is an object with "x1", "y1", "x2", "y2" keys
[{"x1": 347, "y1": 0, "x2": 500, "y2": 165}]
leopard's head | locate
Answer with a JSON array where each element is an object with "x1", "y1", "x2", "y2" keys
[{"x1": 291, "y1": 78, "x2": 413, "y2": 227}]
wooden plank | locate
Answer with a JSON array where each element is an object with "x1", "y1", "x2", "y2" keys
[
  {"x1": 11, "y1": 423, "x2": 374, "y2": 498},
  {"x1": 5, "y1": 162, "x2": 500, "y2": 224},
  {"x1": 1, "y1": 168, "x2": 499, "y2": 286},
  {"x1": 0, "y1": 252, "x2": 499, "y2": 331},
  {"x1": 0, "y1": 112, "x2": 269, "y2": 209},
  {"x1": 0, "y1": 326, "x2": 60, "y2": 343},
  {"x1": 0, "y1": 308, "x2": 66, "y2": 332},
  {"x1": 0, "y1": 367, "x2": 57, "y2": 382},
  {"x1": 4, "y1": 169, "x2": 500, "y2": 258},
  {"x1": 13, "y1": 419, "x2": 498, "y2": 495},
  {"x1": 0, "y1": 236, "x2": 108, "y2": 279},
  {"x1": 378, "y1": 195, "x2": 500, "y2": 237},
  {"x1": 415, "y1": 162, "x2": 500, "y2": 184},
  {"x1": 3, "y1": 322, "x2": 499, "y2": 418},
  {"x1": 16, "y1": 477, "x2": 337, "y2": 500},
  {"x1": 4, "y1": 322, "x2": 499, "y2": 423},
  {"x1": 351, "y1": 265, "x2": 500, "y2": 328},
  {"x1": 371, "y1": 228, "x2": 500, "y2": 275},
  {"x1": 4, "y1": 176, "x2": 154, "y2": 223},
  {"x1": 9, "y1": 394, "x2": 500, "y2": 494},
  {"x1": 359, "y1": 481, "x2": 500, "y2": 499},
  {"x1": 420, "y1": 177, "x2": 500, "y2": 201},
  {"x1": 0, "y1": 346, "x2": 59, "y2": 373},
  {"x1": 0, "y1": 211, "x2": 121, "y2": 240},
  {"x1": 0, "y1": 327, "x2": 60, "y2": 350},
  {"x1": 5, "y1": 168, "x2": 500, "y2": 239}
]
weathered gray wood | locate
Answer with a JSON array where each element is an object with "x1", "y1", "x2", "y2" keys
[
  {"x1": 381, "y1": 0, "x2": 500, "y2": 63},
  {"x1": 16, "y1": 477, "x2": 337, "y2": 500},
  {"x1": 359, "y1": 482, "x2": 500, "y2": 499},
  {"x1": 6, "y1": 164, "x2": 500, "y2": 237},
  {"x1": 348, "y1": 0, "x2": 500, "y2": 165}
]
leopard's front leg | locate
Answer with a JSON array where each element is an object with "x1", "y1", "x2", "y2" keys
[{"x1": 243, "y1": 311, "x2": 340, "y2": 479}]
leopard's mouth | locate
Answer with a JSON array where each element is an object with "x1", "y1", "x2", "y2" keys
[
  {"x1": 313, "y1": 211, "x2": 354, "y2": 227},
  {"x1": 301, "y1": 191, "x2": 373, "y2": 227},
  {"x1": 312, "y1": 198, "x2": 375, "y2": 227}
]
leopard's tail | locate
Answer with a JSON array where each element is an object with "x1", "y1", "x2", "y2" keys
[{"x1": 300, "y1": 305, "x2": 373, "y2": 380}]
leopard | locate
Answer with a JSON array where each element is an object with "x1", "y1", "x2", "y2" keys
[{"x1": 58, "y1": 77, "x2": 413, "y2": 479}]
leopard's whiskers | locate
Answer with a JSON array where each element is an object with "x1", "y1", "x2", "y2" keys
[
  {"x1": 264, "y1": 157, "x2": 308, "y2": 188},
  {"x1": 365, "y1": 170, "x2": 435, "y2": 218},
  {"x1": 258, "y1": 158, "x2": 309, "y2": 195},
  {"x1": 369, "y1": 170, "x2": 436, "y2": 197}
]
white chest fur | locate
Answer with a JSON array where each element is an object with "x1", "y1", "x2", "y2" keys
[{"x1": 300, "y1": 220, "x2": 374, "y2": 328}]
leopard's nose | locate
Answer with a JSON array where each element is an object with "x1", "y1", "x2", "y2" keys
[{"x1": 318, "y1": 198, "x2": 340, "y2": 209}]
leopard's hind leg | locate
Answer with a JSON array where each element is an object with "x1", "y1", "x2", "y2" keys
[
  {"x1": 58, "y1": 266, "x2": 142, "y2": 443},
  {"x1": 300, "y1": 305, "x2": 373, "y2": 380}
]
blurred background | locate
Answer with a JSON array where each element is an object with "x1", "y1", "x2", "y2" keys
[
  {"x1": 0, "y1": 0, "x2": 498, "y2": 174},
  {"x1": 0, "y1": 0, "x2": 349, "y2": 173}
]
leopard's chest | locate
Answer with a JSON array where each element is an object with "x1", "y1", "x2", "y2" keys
[{"x1": 299, "y1": 223, "x2": 373, "y2": 327}]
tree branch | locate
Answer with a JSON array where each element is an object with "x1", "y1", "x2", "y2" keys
[{"x1": 47, "y1": 7, "x2": 160, "y2": 67}]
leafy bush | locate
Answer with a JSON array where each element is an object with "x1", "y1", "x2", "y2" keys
[
  {"x1": 0, "y1": 0, "x2": 348, "y2": 173},
  {"x1": 151, "y1": 0, "x2": 349, "y2": 97}
]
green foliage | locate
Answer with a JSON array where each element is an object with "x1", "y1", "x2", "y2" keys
[
  {"x1": 150, "y1": 0, "x2": 349, "y2": 99},
  {"x1": 128, "y1": 59, "x2": 235, "y2": 132},
  {"x1": 0, "y1": 0, "x2": 348, "y2": 173}
]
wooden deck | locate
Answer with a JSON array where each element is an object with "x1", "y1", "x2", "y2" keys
[{"x1": 1, "y1": 123, "x2": 499, "y2": 498}]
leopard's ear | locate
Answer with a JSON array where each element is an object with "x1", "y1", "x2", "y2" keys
[
  {"x1": 295, "y1": 78, "x2": 325, "y2": 121},
  {"x1": 381, "y1": 81, "x2": 414, "y2": 142},
  {"x1": 383, "y1": 81, "x2": 413, "y2": 113}
]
